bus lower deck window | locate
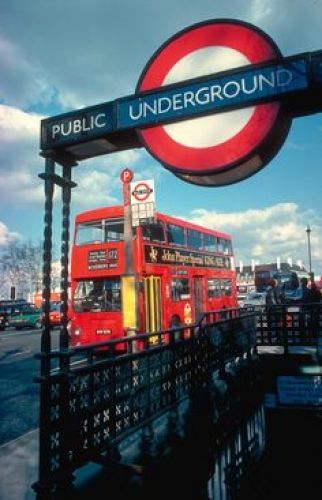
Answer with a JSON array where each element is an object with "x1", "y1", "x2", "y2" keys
[
  {"x1": 73, "y1": 278, "x2": 121, "y2": 312},
  {"x1": 207, "y1": 279, "x2": 221, "y2": 298},
  {"x1": 171, "y1": 278, "x2": 190, "y2": 301}
]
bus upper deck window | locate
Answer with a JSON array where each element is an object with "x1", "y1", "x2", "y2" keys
[
  {"x1": 76, "y1": 221, "x2": 103, "y2": 245},
  {"x1": 104, "y1": 218, "x2": 124, "y2": 242},
  {"x1": 204, "y1": 234, "x2": 216, "y2": 252},
  {"x1": 226, "y1": 240, "x2": 233, "y2": 254},
  {"x1": 217, "y1": 238, "x2": 225, "y2": 254},
  {"x1": 142, "y1": 222, "x2": 165, "y2": 243},
  {"x1": 187, "y1": 229, "x2": 203, "y2": 250},
  {"x1": 219, "y1": 239, "x2": 232, "y2": 255},
  {"x1": 168, "y1": 224, "x2": 185, "y2": 247}
]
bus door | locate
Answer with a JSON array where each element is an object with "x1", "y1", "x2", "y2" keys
[
  {"x1": 143, "y1": 276, "x2": 162, "y2": 342},
  {"x1": 193, "y1": 277, "x2": 204, "y2": 322}
]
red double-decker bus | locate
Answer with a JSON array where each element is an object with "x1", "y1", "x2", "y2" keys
[{"x1": 69, "y1": 205, "x2": 237, "y2": 347}]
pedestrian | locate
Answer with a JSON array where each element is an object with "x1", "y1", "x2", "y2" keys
[
  {"x1": 266, "y1": 280, "x2": 281, "y2": 341},
  {"x1": 265, "y1": 280, "x2": 280, "y2": 305},
  {"x1": 306, "y1": 282, "x2": 322, "y2": 304},
  {"x1": 306, "y1": 282, "x2": 321, "y2": 337},
  {"x1": 289, "y1": 277, "x2": 310, "y2": 340},
  {"x1": 290, "y1": 277, "x2": 310, "y2": 303}
]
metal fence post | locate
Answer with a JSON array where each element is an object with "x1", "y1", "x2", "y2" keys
[
  {"x1": 35, "y1": 155, "x2": 55, "y2": 499},
  {"x1": 56, "y1": 162, "x2": 76, "y2": 494}
]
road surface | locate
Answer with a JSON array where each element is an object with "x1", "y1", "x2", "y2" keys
[{"x1": 0, "y1": 327, "x2": 59, "y2": 445}]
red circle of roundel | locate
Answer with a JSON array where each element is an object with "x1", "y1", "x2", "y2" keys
[
  {"x1": 132, "y1": 182, "x2": 152, "y2": 202},
  {"x1": 136, "y1": 19, "x2": 286, "y2": 176}
]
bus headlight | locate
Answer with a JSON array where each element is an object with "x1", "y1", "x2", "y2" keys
[{"x1": 74, "y1": 327, "x2": 81, "y2": 336}]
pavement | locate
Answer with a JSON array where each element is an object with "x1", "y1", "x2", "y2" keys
[
  {"x1": 0, "y1": 429, "x2": 144, "y2": 500},
  {"x1": 0, "y1": 429, "x2": 38, "y2": 500}
]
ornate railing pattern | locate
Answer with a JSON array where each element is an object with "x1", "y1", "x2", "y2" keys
[
  {"x1": 34, "y1": 308, "x2": 258, "y2": 497},
  {"x1": 34, "y1": 303, "x2": 322, "y2": 497},
  {"x1": 253, "y1": 303, "x2": 322, "y2": 352}
]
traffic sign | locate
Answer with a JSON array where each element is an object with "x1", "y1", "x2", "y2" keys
[
  {"x1": 130, "y1": 180, "x2": 155, "y2": 226},
  {"x1": 135, "y1": 19, "x2": 292, "y2": 184},
  {"x1": 130, "y1": 180, "x2": 155, "y2": 203},
  {"x1": 120, "y1": 168, "x2": 134, "y2": 184}
]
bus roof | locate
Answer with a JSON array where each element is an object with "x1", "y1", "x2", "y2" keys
[{"x1": 75, "y1": 206, "x2": 232, "y2": 240}]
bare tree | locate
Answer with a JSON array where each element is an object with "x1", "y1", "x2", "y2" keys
[
  {"x1": 0, "y1": 240, "x2": 43, "y2": 299},
  {"x1": 0, "y1": 239, "x2": 63, "y2": 300}
]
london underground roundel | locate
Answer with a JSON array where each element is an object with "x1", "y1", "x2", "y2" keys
[{"x1": 136, "y1": 19, "x2": 291, "y2": 185}]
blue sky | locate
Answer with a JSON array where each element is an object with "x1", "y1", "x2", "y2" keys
[{"x1": 1, "y1": 0, "x2": 322, "y2": 277}]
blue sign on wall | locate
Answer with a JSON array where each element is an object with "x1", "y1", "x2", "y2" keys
[{"x1": 118, "y1": 59, "x2": 308, "y2": 129}]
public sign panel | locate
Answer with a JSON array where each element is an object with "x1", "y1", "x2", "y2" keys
[
  {"x1": 40, "y1": 19, "x2": 322, "y2": 186},
  {"x1": 41, "y1": 102, "x2": 115, "y2": 149},
  {"x1": 135, "y1": 19, "x2": 294, "y2": 185},
  {"x1": 119, "y1": 59, "x2": 307, "y2": 129}
]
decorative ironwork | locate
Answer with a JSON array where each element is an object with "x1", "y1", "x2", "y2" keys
[
  {"x1": 255, "y1": 303, "x2": 322, "y2": 353},
  {"x1": 34, "y1": 309, "x2": 259, "y2": 496}
]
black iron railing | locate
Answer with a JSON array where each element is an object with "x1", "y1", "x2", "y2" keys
[
  {"x1": 34, "y1": 303, "x2": 322, "y2": 497},
  {"x1": 253, "y1": 303, "x2": 322, "y2": 353},
  {"x1": 33, "y1": 308, "x2": 259, "y2": 497}
]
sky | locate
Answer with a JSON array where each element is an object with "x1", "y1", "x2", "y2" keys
[{"x1": 1, "y1": 0, "x2": 322, "y2": 278}]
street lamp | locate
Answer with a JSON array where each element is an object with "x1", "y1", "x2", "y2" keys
[{"x1": 306, "y1": 225, "x2": 313, "y2": 280}]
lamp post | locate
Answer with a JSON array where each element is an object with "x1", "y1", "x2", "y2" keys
[{"x1": 306, "y1": 225, "x2": 313, "y2": 280}]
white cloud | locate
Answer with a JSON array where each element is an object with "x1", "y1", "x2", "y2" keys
[
  {"x1": 0, "y1": 104, "x2": 40, "y2": 140},
  {"x1": 0, "y1": 104, "x2": 163, "y2": 210},
  {"x1": 72, "y1": 148, "x2": 155, "y2": 208},
  {"x1": 250, "y1": 0, "x2": 273, "y2": 23},
  {"x1": 0, "y1": 221, "x2": 20, "y2": 246},
  {"x1": 73, "y1": 170, "x2": 119, "y2": 207},
  {"x1": 0, "y1": 105, "x2": 44, "y2": 206},
  {"x1": 0, "y1": 36, "x2": 55, "y2": 109},
  {"x1": 185, "y1": 203, "x2": 322, "y2": 276},
  {"x1": 248, "y1": 0, "x2": 322, "y2": 54}
]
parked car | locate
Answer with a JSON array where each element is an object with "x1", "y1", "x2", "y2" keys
[
  {"x1": 0, "y1": 299, "x2": 29, "y2": 330},
  {"x1": 0, "y1": 308, "x2": 8, "y2": 330},
  {"x1": 240, "y1": 291, "x2": 267, "y2": 309},
  {"x1": 8, "y1": 307, "x2": 42, "y2": 330},
  {"x1": 41, "y1": 301, "x2": 62, "y2": 328},
  {"x1": 237, "y1": 285, "x2": 256, "y2": 305}
]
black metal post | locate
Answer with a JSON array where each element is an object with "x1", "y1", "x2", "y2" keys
[
  {"x1": 306, "y1": 225, "x2": 313, "y2": 280},
  {"x1": 60, "y1": 164, "x2": 72, "y2": 352},
  {"x1": 57, "y1": 163, "x2": 75, "y2": 493},
  {"x1": 36, "y1": 155, "x2": 55, "y2": 499},
  {"x1": 34, "y1": 155, "x2": 77, "y2": 498}
]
